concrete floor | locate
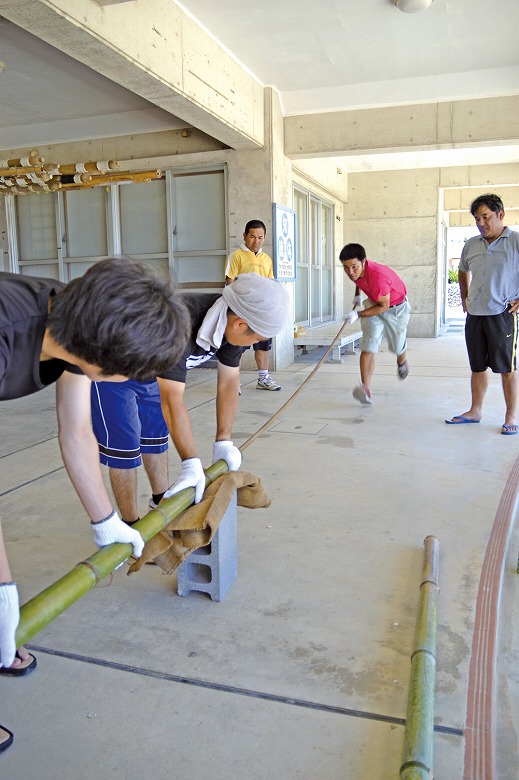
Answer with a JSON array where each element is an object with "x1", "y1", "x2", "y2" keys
[{"x1": 1, "y1": 332, "x2": 518, "y2": 780}]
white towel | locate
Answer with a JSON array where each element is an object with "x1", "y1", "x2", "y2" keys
[
  {"x1": 222, "y1": 273, "x2": 289, "y2": 337},
  {"x1": 195, "y1": 297, "x2": 229, "y2": 352}
]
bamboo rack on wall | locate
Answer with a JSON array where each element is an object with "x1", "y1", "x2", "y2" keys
[{"x1": 0, "y1": 149, "x2": 162, "y2": 195}]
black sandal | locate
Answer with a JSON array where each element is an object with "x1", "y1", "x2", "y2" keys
[
  {"x1": 0, "y1": 725, "x2": 13, "y2": 753},
  {"x1": 0, "y1": 651, "x2": 37, "y2": 677}
]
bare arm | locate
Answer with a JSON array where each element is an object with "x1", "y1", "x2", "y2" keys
[
  {"x1": 157, "y1": 377, "x2": 197, "y2": 460},
  {"x1": 357, "y1": 293, "x2": 390, "y2": 317},
  {"x1": 458, "y1": 270, "x2": 470, "y2": 313},
  {"x1": 215, "y1": 362, "x2": 240, "y2": 441},
  {"x1": 55, "y1": 371, "x2": 113, "y2": 522}
]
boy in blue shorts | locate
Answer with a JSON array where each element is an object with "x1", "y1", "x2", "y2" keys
[{"x1": 91, "y1": 273, "x2": 290, "y2": 523}]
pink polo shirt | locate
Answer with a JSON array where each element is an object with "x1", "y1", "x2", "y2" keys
[{"x1": 355, "y1": 259, "x2": 407, "y2": 306}]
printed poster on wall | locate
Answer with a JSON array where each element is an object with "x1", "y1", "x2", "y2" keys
[{"x1": 273, "y1": 203, "x2": 296, "y2": 281}]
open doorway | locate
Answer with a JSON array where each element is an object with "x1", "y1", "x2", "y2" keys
[{"x1": 445, "y1": 224, "x2": 478, "y2": 329}]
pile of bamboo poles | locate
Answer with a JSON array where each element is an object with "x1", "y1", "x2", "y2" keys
[{"x1": 0, "y1": 149, "x2": 162, "y2": 195}]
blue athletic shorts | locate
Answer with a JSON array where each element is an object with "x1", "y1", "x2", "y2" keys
[{"x1": 91, "y1": 379, "x2": 168, "y2": 469}]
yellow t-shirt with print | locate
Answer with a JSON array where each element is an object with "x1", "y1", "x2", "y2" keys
[{"x1": 225, "y1": 246, "x2": 274, "y2": 280}]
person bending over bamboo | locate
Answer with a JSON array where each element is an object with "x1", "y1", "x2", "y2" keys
[
  {"x1": 90, "y1": 274, "x2": 290, "y2": 527},
  {"x1": 0, "y1": 259, "x2": 190, "y2": 750}
]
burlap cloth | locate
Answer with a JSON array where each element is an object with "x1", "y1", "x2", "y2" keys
[{"x1": 127, "y1": 470, "x2": 271, "y2": 575}]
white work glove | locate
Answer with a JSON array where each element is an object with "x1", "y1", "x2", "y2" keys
[
  {"x1": 212, "y1": 440, "x2": 242, "y2": 471},
  {"x1": 352, "y1": 294, "x2": 363, "y2": 309},
  {"x1": 344, "y1": 309, "x2": 359, "y2": 325},
  {"x1": 91, "y1": 510, "x2": 144, "y2": 558},
  {"x1": 0, "y1": 582, "x2": 19, "y2": 669},
  {"x1": 163, "y1": 457, "x2": 206, "y2": 504}
]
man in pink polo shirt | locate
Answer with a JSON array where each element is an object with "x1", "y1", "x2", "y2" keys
[{"x1": 340, "y1": 243, "x2": 411, "y2": 405}]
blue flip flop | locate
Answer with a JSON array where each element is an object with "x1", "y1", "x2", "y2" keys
[
  {"x1": 501, "y1": 424, "x2": 518, "y2": 435},
  {"x1": 445, "y1": 415, "x2": 480, "y2": 425}
]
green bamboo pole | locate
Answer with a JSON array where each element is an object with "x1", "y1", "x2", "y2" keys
[
  {"x1": 400, "y1": 535, "x2": 439, "y2": 780},
  {"x1": 15, "y1": 460, "x2": 228, "y2": 647}
]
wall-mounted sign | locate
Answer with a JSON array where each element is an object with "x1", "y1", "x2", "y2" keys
[{"x1": 273, "y1": 203, "x2": 296, "y2": 281}]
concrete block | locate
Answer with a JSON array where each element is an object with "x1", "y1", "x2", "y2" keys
[{"x1": 177, "y1": 490, "x2": 237, "y2": 602}]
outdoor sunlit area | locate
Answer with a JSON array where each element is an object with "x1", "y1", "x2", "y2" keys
[{"x1": 446, "y1": 226, "x2": 478, "y2": 323}]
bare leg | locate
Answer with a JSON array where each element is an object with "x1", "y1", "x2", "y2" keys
[
  {"x1": 255, "y1": 349, "x2": 269, "y2": 372},
  {"x1": 397, "y1": 349, "x2": 407, "y2": 366},
  {"x1": 142, "y1": 451, "x2": 169, "y2": 495},
  {"x1": 501, "y1": 371, "x2": 519, "y2": 427},
  {"x1": 359, "y1": 351, "x2": 376, "y2": 391},
  {"x1": 109, "y1": 468, "x2": 139, "y2": 522},
  {"x1": 449, "y1": 370, "x2": 488, "y2": 422}
]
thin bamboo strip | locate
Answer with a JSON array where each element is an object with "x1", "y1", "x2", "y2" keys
[
  {"x1": 57, "y1": 160, "x2": 118, "y2": 175},
  {"x1": 58, "y1": 173, "x2": 93, "y2": 184},
  {"x1": 15, "y1": 460, "x2": 228, "y2": 647},
  {"x1": 400, "y1": 535, "x2": 439, "y2": 780},
  {"x1": 87, "y1": 169, "x2": 162, "y2": 182},
  {"x1": 58, "y1": 170, "x2": 162, "y2": 191},
  {"x1": 0, "y1": 182, "x2": 60, "y2": 194},
  {"x1": 0, "y1": 166, "x2": 46, "y2": 177},
  {"x1": 26, "y1": 172, "x2": 51, "y2": 184},
  {"x1": 11, "y1": 184, "x2": 50, "y2": 194},
  {"x1": 0, "y1": 150, "x2": 41, "y2": 167}
]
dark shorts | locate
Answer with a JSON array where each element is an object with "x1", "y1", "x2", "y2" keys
[
  {"x1": 91, "y1": 379, "x2": 168, "y2": 469},
  {"x1": 244, "y1": 338, "x2": 272, "y2": 352},
  {"x1": 465, "y1": 311, "x2": 518, "y2": 374},
  {"x1": 253, "y1": 338, "x2": 271, "y2": 351}
]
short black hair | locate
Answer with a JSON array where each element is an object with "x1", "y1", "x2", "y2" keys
[
  {"x1": 245, "y1": 220, "x2": 266, "y2": 235},
  {"x1": 339, "y1": 243, "x2": 366, "y2": 262},
  {"x1": 48, "y1": 258, "x2": 190, "y2": 380},
  {"x1": 470, "y1": 193, "x2": 504, "y2": 216}
]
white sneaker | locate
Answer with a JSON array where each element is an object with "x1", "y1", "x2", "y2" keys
[
  {"x1": 238, "y1": 384, "x2": 242, "y2": 395},
  {"x1": 256, "y1": 375, "x2": 281, "y2": 391},
  {"x1": 352, "y1": 383, "x2": 373, "y2": 405}
]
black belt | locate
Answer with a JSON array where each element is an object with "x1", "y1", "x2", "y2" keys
[{"x1": 389, "y1": 297, "x2": 407, "y2": 309}]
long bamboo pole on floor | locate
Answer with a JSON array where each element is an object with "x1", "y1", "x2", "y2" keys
[
  {"x1": 15, "y1": 460, "x2": 228, "y2": 648},
  {"x1": 400, "y1": 535, "x2": 440, "y2": 780}
]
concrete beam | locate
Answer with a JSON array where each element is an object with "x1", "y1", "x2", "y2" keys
[
  {"x1": 444, "y1": 186, "x2": 519, "y2": 212},
  {"x1": 285, "y1": 96, "x2": 519, "y2": 159},
  {"x1": 0, "y1": 0, "x2": 265, "y2": 151}
]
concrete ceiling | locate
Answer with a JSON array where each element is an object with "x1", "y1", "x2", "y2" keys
[
  {"x1": 177, "y1": 0, "x2": 519, "y2": 172},
  {"x1": 0, "y1": 17, "x2": 187, "y2": 150},
  {"x1": 1, "y1": 0, "x2": 518, "y2": 172}
]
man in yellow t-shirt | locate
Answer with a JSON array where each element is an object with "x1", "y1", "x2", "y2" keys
[{"x1": 225, "y1": 220, "x2": 281, "y2": 390}]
